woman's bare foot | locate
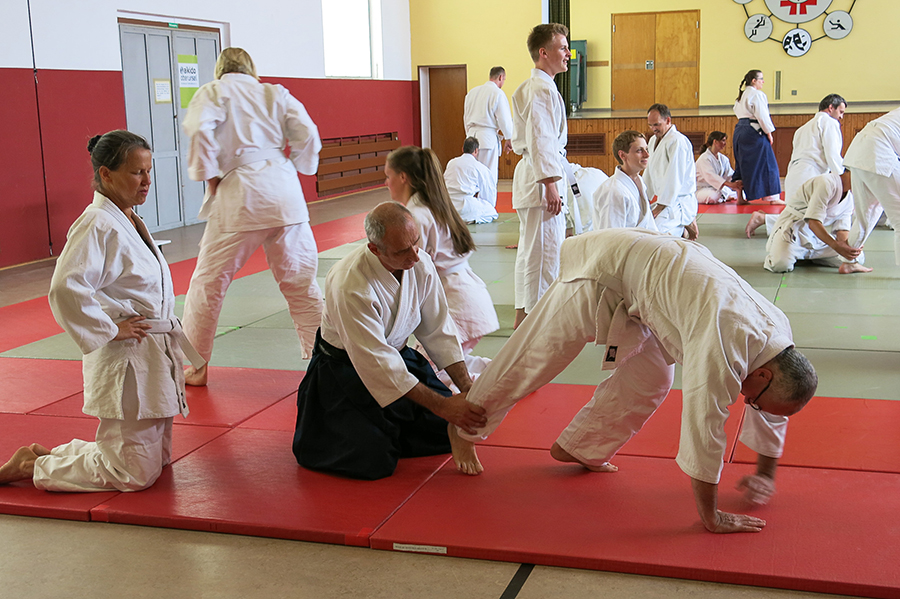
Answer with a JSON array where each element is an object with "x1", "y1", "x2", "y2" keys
[
  {"x1": 185, "y1": 364, "x2": 208, "y2": 386},
  {"x1": 768, "y1": 198, "x2": 786, "y2": 206},
  {"x1": 448, "y1": 424, "x2": 483, "y2": 475},
  {"x1": 0, "y1": 446, "x2": 39, "y2": 484},
  {"x1": 839, "y1": 262, "x2": 873, "y2": 274},
  {"x1": 550, "y1": 443, "x2": 618, "y2": 472},
  {"x1": 745, "y1": 211, "x2": 767, "y2": 238},
  {"x1": 505, "y1": 243, "x2": 518, "y2": 250}
]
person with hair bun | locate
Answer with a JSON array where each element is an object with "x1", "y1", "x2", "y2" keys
[
  {"x1": 181, "y1": 47, "x2": 323, "y2": 386},
  {"x1": 0, "y1": 130, "x2": 202, "y2": 491},
  {"x1": 385, "y1": 145, "x2": 499, "y2": 380},
  {"x1": 695, "y1": 131, "x2": 741, "y2": 204},
  {"x1": 732, "y1": 70, "x2": 784, "y2": 205}
]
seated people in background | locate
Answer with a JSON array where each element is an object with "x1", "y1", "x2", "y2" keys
[
  {"x1": 292, "y1": 202, "x2": 486, "y2": 480},
  {"x1": 695, "y1": 131, "x2": 741, "y2": 204},
  {"x1": 782, "y1": 94, "x2": 846, "y2": 203},
  {"x1": 449, "y1": 228, "x2": 818, "y2": 535},
  {"x1": 443, "y1": 137, "x2": 498, "y2": 224},
  {"x1": 592, "y1": 130, "x2": 656, "y2": 231},
  {"x1": 645, "y1": 104, "x2": 699, "y2": 239},
  {"x1": 565, "y1": 163, "x2": 609, "y2": 234},
  {"x1": 746, "y1": 172, "x2": 869, "y2": 274}
]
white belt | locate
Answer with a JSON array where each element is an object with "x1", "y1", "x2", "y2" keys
[
  {"x1": 220, "y1": 148, "x2": 286, "y2": 177},
  {"x1": 143, "y1": 317, "x2": 206, "y2": 370},
  {"x1": 441, "y1": 260, "x2": 471, "y2": 277},
  {"x1": 562, "y1": 159, "x2": 584, "y2": 234}
]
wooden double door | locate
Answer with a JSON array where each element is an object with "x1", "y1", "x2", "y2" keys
[{"x1": 611, "y1": 10, "x2": 700, "y2": 111}]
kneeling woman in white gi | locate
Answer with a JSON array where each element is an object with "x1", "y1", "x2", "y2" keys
[
  {"x1": 0, "y1": 131, "x2": 199, "y2": 491},
  {"x1": 695, "y1": 131, "x2": 741, "y2": 204},
  {"x1": 384, "y1": 146, "x2": 499, "y2": 377}
]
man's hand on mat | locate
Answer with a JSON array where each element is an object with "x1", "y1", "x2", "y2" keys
[
  {"x1": 707, "y1": 510, "x2": 767, "y2": 534},
  {"x1": 439, "y1": 393, "x2": 487, "y2": 435},
  {"x1": 736, "y1": 474, "x2": 775, "y2": 506}
]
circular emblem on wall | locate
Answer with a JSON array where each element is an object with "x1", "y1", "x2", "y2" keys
[
  {"x1": 765, "y1": 0, "x2": 832, "y2": 24},
  {"x1": 824, "y1": 10, "x2": 853, "y2": 40},
  {"x1": 744, "y1": 14, "x2": 774, "y2": 42},
  {"x1": 782, "y1": 28, "x2": 812, "y2": 56},
  {"x1": 735, "y1": 0, "x2": 854, "y2": 57}
]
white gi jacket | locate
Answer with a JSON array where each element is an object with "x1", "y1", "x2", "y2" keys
[
  {"x1": 644, "y1": 125, "x2": 697, "y2": 234},
  {"x1": 407, "y1": 194, "x2": 499, "y2": 341},
  {"x1": 49, "y1": 192, "x2": 188, "y2": 420},
  {"x1": 464, "y1": 81, "x2": 514, "y2": 148},
  {"x1": 511, "y1": 69, "x2": 567, "y2": 209},
  {"x1": 320, "y1": 245, "x2": 464, "y2": 407},
  {"x1": 567, "y1": 164, "x2": 608, "y2": 233},
  {"x1": 560, "y1": 229, "x2": 794, "y2": 484},
  {"x1": 844, "y1": 107, "x2": 900, "y2": 176},
  {"x1": 443, "y1": 153, "x2": 498, "y2": 223},
  {"x1": 592, "y1": 166, "x2": 656, "y2": 231},
  {"x1": 784, "y1": 112, "x2": 844, "y2": 201},
  {"x1": 183, "y1": 73, "x2": 322, "y2": 231},
  {"x1": 695, "y1": 149, "x2": 735, "y2": 199},
  {"x1": 734, "y1": 88, "x2": 776, "y2": 134},
  {"x1": 768, "y1": 172, "x2": 852, "y2": 253}
]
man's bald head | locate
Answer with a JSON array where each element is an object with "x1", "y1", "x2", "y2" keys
[
  {"x1": 365, "y1": 202, "x2": 421, "y2": 273},
  {"x1": 365, "y1": 201, "x2": 415, "y2": 249}
]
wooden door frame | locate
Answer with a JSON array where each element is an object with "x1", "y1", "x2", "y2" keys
[{"x1": 417, "y1": 64, "x2": 467, "y2": 150}]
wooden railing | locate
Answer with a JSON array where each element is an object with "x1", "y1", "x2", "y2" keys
[{"x1": 316, "y1": 132, "x2": 400, "y2": 197}]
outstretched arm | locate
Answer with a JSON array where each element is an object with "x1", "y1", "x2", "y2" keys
[
  {"x1": 691, "y1": 477, "x2": 767, "y2": 533},
  {"x1": 405, "y1": 382, "x2": 485, "y2": 434},
  {"x1": 807, "y1": 219, "x2": 862, "y2": 261}
]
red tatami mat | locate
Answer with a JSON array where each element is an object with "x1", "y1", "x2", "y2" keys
[
  {"x1": 483, "y1": 385, "x2": 744, "y2": 460},
  {"x1": 237, "y1": 396, "x2": 296, "y2": 432},
  {"x1": 29, "y1": 366, "x2": 300, "y2": 428},
  {"x1": 0, "y1": 413, "x2": 227, "y2": 520},
  {"x1": 733, "y1": 396, "x2": 900, "y2": 473},
  {"x1": 92, "y1": 428, "x2": 449, "y2": 546},
  {"x1": 698, "y1": 203, "x2": 784, "y2": 214},
  {"x1": 370, "y1": 445, "x2": 900, "y2": 598},
  {"x1": 496, "y1": 191, "x2": 513, "y2": 214},
  {"x1": 0, "y1": 298, "x2": 63, "y2": 353},
  {"x1": 0, "y1": 357, "x2": 83, "y2": 414},
  {"x1": 312, "y1": 212, "x2": 367, "y2": 250},
  {"x1": 179, "y1": 366, "x2": 299, "y2": 427}
]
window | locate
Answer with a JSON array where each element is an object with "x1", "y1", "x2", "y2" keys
[{"x1": 322, "y1": 0, "x2": 383, "y2": 79}]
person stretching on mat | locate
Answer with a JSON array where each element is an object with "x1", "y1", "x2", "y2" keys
[
  {"x1": 448, "y1": 228, "x2": 817, "y2": 534},
  {"x1": 292, "y1": 202, "x2": 486, "y2": 480},
  {"x1": 0, "y1": 130, "x2": 201, "y2": 491}
]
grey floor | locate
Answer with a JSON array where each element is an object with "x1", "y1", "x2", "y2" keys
[{"x1": 1, "y1": 182, "x2": 892, "y2": 598}]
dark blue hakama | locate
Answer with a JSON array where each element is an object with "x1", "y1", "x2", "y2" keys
[{"x1": 732, "y1": 118, "x2": 782, "y2": 201}]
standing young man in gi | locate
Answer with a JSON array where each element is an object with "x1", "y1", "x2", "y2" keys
[{"x1": 511, "y1": 23, "x2": 571, "y2": 329}]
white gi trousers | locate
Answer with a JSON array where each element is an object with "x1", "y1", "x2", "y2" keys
[
  {"x1": 845, "y1": 168, "x2": 900, "y2": 265},
  {"x1": 468, "y1": 126, "x2": 501, "y2": 185},
  {"x1": 183, "y1": 215, "x2": 323, "y2": 361},
  {"x1": 696, "y1": 186, "x2": 737, "y2": 204},
  {"x1": 514, "y1": 203, "x2": 566, "y2": 313},
  {"x1": 763, "y1": 210, "x2": 843, "y2": 272},
  {"x1": 462, "y1": 278, "x2": 675, "y2": 466},
  {"x1": 32, "y1": 366, "x2": 173, "y2": 492}
]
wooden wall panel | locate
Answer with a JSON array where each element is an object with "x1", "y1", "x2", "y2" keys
[{"x1": 498, "y1": 111, "x2": 887, "y2": 180}]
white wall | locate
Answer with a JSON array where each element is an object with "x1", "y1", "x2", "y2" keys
[
  {"x1": 1, "y1": 0, "x2": 412, "y2": 80},
  {"x1": 1, "y1": 0, "x2": 37, "y2": 68}
]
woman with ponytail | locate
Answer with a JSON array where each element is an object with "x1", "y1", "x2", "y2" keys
[
  {"x1": 695, "y1": 131, "x2": 741, "y2": 204},
  {"x1": 384, "y1": 146, "x2": 499, "y2": 378},
  {"x1": 732, "y1": 70, "x2": 784, "y2": 204}
]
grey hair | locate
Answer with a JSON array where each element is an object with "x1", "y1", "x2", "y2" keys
[
  {"x1": 648, "y1": 103, "x2": 671, "y2": 120},
  {"x1": 770, "y1": 347, "x2": 818, "y2": 409},
  {"x1": 463, "y1": 136, "x2": 479, "y2": 154},
  {"x1": 364, "y1": 201, "x2": 413, "y2": 248}
]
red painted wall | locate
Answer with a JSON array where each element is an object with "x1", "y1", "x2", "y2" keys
[
  {"x1": 0, "y1": 68, "x2": 51, "y2": 268},
  {"x1": 3, "y1": 71, "x2": 419, "y2": 267},
  {"x1": 265, "y1": 77, "x2": 420, "y2": 201}
]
